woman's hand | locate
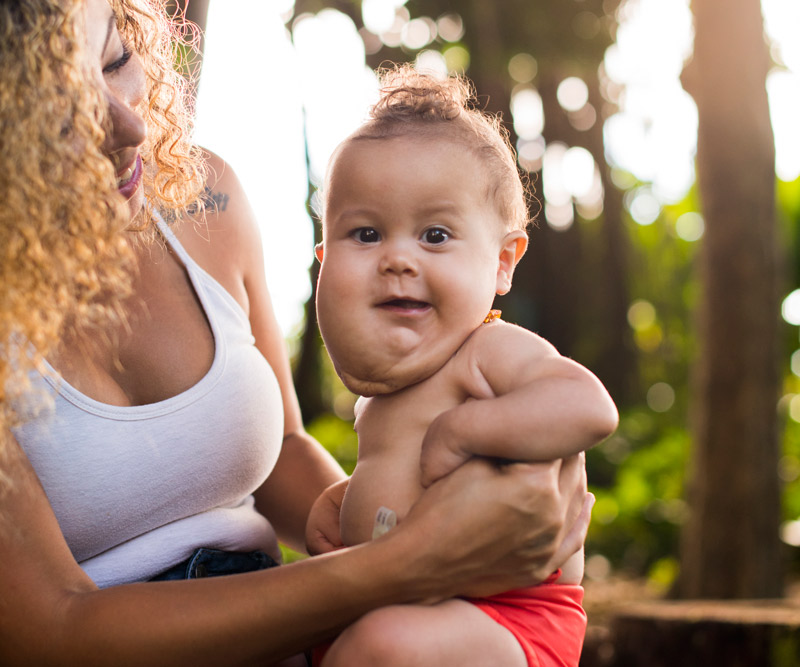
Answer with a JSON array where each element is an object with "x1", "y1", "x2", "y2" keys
[
  {"x1": 305, "y1": 478, "x2": 350, "y2": 556},
  {"x1": 396, "y1": 453, "x2": 591, "y2": 600}
]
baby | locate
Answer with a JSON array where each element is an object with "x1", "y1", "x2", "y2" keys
[{"x1": 308, "y1": 65, "x2": 618, "y2": 667}]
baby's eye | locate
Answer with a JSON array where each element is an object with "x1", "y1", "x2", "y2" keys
[
  {"x1": 352, "y1": 227, "x2": 380, "y2": 243},
  {"x1": 423, "y1": 227, "x2": 450, "y2": 245}
]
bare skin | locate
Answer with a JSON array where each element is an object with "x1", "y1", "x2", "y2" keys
[{"x1": 0, "y1": 1, "x2": 593, "y2": 665}]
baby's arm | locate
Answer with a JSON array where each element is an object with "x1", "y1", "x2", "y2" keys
[{"x1": 420, "y1": 321, "x2": 618, "y2": 486}]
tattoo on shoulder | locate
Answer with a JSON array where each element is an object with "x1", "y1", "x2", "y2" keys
[{"x1": 201, "y1": 185, "x2": 230, "y2": 212}]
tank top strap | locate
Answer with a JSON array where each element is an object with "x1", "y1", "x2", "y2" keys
[{"x1": 151, "y1": 210, "x2": 199, "y2": 275}]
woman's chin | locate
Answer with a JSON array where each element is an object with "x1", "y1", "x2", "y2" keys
[{"x1": 125, "y1": 187, "x2": 145, "y2": 220}]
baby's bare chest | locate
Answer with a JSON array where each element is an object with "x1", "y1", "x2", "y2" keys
[
  {"x1": 340, "y1": 358, "x2": 480, "y2": 545},
  {"x1": 357, "y1": 367, "x2": 466, "y2": 453}
]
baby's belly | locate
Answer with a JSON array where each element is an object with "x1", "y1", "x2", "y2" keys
[
  {"x1": 558, "y1": 549, "x2": 585, "y2": 585},
  {"x1": 340, "y1": 457, "x2": 423, "y2": 546}
]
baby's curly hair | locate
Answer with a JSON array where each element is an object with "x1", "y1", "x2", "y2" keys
[
  {"x1": 0, "y1": 0, "x2": 205, "y2": 466},
  {"x1": 353, "y1": 64, "x2": 531, "y2": 232}
]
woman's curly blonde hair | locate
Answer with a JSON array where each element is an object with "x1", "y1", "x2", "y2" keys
[
  {"x1": 113, "y1": 0, "x2": 205, "y2": 227},
  {"x1": 349, "y1": 64, "x2": 531, "y2": 233},
  {"x1": 0, "y1": 0, "x2": 205, "y2": 465}
]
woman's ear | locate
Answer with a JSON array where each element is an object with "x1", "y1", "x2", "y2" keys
[
  {"x1": 495, "y1": 230, "x2": 528, "y2": 295},
  {"x1": 315, "y1": 243, "x2": 324, "y2": 262}
]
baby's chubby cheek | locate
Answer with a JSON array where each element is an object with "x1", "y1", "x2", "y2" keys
[{"x1": 321, "y1": 324, "x2": 412, "y2": 396}]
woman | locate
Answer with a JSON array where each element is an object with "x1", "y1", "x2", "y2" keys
[{"x1": 0, "y1": 1, "x2": 592, "y2": 665}]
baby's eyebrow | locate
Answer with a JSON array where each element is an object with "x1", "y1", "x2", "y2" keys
[
  {"x1": 334, "y1": 207, "x2": 379, "y2": 222},
  {"x1": 414, "y1": 202, "x2": 462, "y2": 216}
]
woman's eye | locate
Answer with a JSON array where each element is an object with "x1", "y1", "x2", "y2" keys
[
  {"x1": 353, "y1": 227, "x2": 380, "y2": 243},
  {"x1": 103, "y1": 44, "x2": 132, "y2": 75},
  {"x1": 423, "y1": 228, "x2": 449, "y2": 244}
]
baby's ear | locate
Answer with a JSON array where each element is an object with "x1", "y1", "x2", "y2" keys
[
  {"x1": 495, "y1": 230, "x2": 528, "y2": 295},
  {"x1": 314, "y1": 243, "x2": 324, "y2": 262}
]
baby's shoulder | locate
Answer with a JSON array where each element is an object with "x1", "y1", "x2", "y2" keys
[
  {"x1": 453, "y1": 320, "x2": 560, "y2": 388},
  {"x1": 461, "y1": 318, "x2": 554, "y2": 356}
]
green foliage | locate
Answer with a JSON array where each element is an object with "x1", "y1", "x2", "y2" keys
[
  {"x1": 587, "y1": 410, "x2": 688, "y2": 580},
  {"x1": 306, "y1": 412, "x2": 358, "y2": 475}
]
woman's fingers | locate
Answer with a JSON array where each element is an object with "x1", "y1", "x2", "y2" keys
[{"x1": 398, "y1": 455, "x2": 590, "y2": 599}]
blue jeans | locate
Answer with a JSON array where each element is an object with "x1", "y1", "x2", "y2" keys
[{"x1": 149, "y1": 547, "x2": 280, "y2": 581}]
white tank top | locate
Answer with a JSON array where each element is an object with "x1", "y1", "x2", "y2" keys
[{"x1": 13, "y1": 216, "x2": 285, "y2": 587}]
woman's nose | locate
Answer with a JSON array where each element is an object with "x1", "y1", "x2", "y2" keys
[{"x1": 102, "y1": 95, "x2": 146, "y2": 158}]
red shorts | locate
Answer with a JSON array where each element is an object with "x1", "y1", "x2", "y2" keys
[
  {"x1": 464, "y1": 579, "x2": 586, "y2": 667},
  {"x1": 312, "y1": 576, "x2": 586, "y2": 667}
]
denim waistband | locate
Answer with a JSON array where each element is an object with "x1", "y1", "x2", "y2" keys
[{"x1": 150, "y1": 548, "x2": 280, "y2": 581}]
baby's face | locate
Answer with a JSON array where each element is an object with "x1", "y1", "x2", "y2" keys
[{"x1": 316, "y1": 135, "x2": 518, "y2": 396}]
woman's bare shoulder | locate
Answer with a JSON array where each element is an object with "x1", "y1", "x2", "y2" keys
[{"x1": 173, "y1": 148, "x2": 264, "y2": 314}]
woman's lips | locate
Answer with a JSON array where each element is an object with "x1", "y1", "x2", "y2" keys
[{"x1": 117, "y1": 154, "x2": 142, "y2": 200}]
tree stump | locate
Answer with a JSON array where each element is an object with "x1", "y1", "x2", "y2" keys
[{"x1": 583, "y1": 600, "x2": 800, "y2": 667}]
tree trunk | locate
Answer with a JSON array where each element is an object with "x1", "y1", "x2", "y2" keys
[
  {"x1": 678, "y1": 0, "x2": 782, "y2": 599},
  {"x1": 292, "y1": 113, "x2": 327, "y2": 424}
]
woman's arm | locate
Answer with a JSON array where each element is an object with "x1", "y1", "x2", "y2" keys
[
  {"x1": 420, "y1": 321, "x2": 618, "y2": 486},
  {"x1": 0, "y1": 430, "x2": 590, "y2": 666},
  {"x1": 176, "y1": 150, "x2": 345, "y2": 552}
]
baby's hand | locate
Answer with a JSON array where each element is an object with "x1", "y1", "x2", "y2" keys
[
  {"x1": 305, "y1": 478, "x2": 349, "y2": 555},
  {"x1": 419, "y1": 411, "x2": 472, "y2": 487}
]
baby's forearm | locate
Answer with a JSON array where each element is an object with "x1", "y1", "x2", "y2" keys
[
  {"x1": 420, "y1": 373, "x2": 617, "y2": 485},
  {"x1": 451, "y1": 379, "x2": 615, "y2": 460}
]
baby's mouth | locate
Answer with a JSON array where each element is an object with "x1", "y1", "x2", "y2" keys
[{"x1": 379, "y1": 298, "x2": 431, "y2": 311}]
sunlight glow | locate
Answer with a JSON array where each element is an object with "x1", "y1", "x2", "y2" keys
[
  {"x1": 511, "y1": 87, "x2": 544, "y2": 140},
  {"x1": 415, "y1": 50, "x2": 448, "y2": 78},
  {"x1": 675, "y1": 211, "x2": 704, "y2": 242},
  {"x1": 194, "y1": 1, "x2": 310, "y2": 337},
  {"x1": 762, "y1": 0, "x2": 800, "y2": 72},
  {"x1": 562, "y1": 147, "x2": 595, "y2": 198},
  {"x1": 781, "y1": 520, "x2": 800, "y2": 547},
  {"x1": 436, "y1": 13, "x2": 464, "y2": 42},
  {"x1": 442, "y1": 44, "x2": 470, "y2": 74},
  {"x1": 362, "y1": 0, "x2": 407, "y2": 35},
  {"x1": 508, "y1": 53, "x2": 538, "y2": 84},
  {"x1": 517, "y1": 136, "x2": 545, "y2": 173},
  {"x1": 627, "y1": 299, "x2": 656, "y2": 331},
  {"x1": 544, "y1": 203, "x2": 575, "y2": 231},
  {"x1": 543, "y1": 146, "x2": 575, "y2": 230},
  {"x1": 767, "y1": 69, "x2": 800, "y2": 181},
  {"x1": 401, "y1": 17, "x2": 436, "y2": 50},
  {"x1": 647, "y1": 382, "x2": 675, "y2": 412},
  {"x1": 542, "y1": 143, "x2": 571, "y2": 207},
  {"x1": 292, "y1": 11, "x2": 379, "y2": 182},
  {"x1": 557, "y1": 76, "x2": 589, "y2": 113},
  {"x1": 791, "y1": 350, "x2": 800, "y2": 377},
  {"x1": 626, "y1": 187, "x2": 661, "y2": 225},
  {"x1": 782, "y1": 289, "x2": 800, "y2": 326},
  {"x1": 603, "y1": 0, "x2": 695, "y2": 202}
]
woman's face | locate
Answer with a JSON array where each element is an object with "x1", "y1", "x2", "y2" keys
[{"x1": 85, "y1": 0, "x2": 147, "y2": 220}]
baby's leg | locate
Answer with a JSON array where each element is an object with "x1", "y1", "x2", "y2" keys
[{"x1": 321, "y1": 598, "x2": 527, "y2": 667}]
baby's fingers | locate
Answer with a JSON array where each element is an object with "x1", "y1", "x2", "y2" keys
[{"x1": 419, "y1": 438, "x2": 470, "y2": 487}]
